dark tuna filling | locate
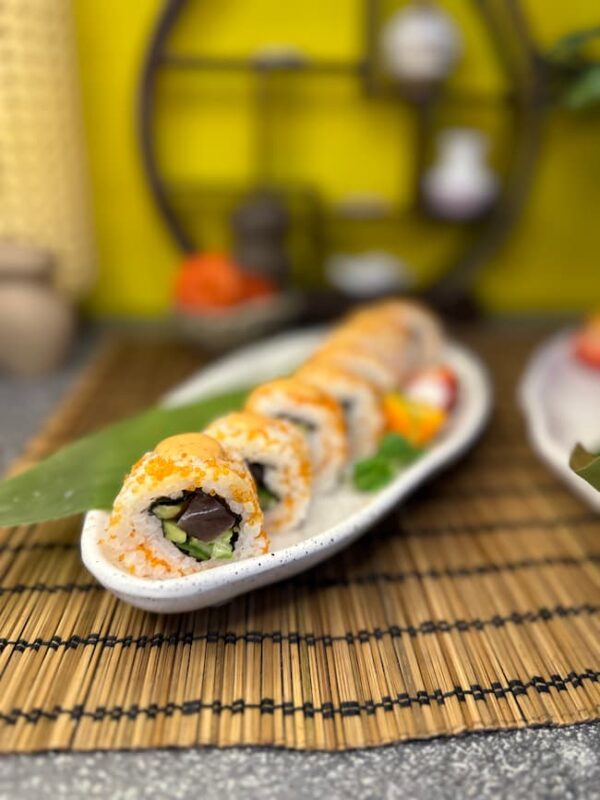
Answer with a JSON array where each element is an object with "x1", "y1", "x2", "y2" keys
[{"x1": 150, "y1": 490, "x2": 240, "y2": 562}]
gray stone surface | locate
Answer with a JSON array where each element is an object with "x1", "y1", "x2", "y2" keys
[
  {"x1": 0, "y1": 725, "x2": 599, "y2": 800},
  {"x1": 0, "y1": 328, "x2": 598, "y2": 799}
]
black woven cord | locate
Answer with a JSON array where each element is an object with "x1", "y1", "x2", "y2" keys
[
  {"x1": 1, "y1": 670, "x2": 597, "y2": 726},
  {"x1": 1, "y1": 603, "x2": 596, "y2": 655},
  {"x1": 0, "y1": 553, "x2": 597, "y2": 598}
]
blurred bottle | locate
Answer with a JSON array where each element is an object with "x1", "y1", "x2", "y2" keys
[{"x1": 422, "y1": 128, "x2": 499, "y2": 220}]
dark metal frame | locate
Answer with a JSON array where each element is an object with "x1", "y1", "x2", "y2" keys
[{"x1": 137, "y1": 0, "x2": 545, "y2": 314}]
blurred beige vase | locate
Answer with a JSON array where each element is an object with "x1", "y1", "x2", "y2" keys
[{"x1": 0, "y1": 243, "x2": 75, "y2": 376}]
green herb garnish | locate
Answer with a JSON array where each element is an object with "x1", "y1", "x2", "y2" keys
[
  {"x1": 352, "y1": 433, "x2": 423, "y2": 492},
  {"x1": 377, "y1": 432, "x2": 422, "y2": 464},
  {"x1": 353, "y1": 457, "x2": 394, "y2": 491}
]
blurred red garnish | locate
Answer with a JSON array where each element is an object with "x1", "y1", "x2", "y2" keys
[
  {"x1": 175, "y1": 252, "x2": 276, "y2": 311},
  {"x1": 404, "y1": 365, "x2": 458, "y2": 411},
  {"x1": 242, "y1": 272, "x2": 276, "y2": 299},
  {"x1": 574, "y1": 314, "x2": 600, "y2": 369}
]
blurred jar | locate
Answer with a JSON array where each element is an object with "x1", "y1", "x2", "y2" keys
[{"x1": 0, "y1": 244, "x2": 75, "y2": 376}]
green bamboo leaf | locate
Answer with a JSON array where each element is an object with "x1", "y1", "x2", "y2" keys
[
  {"x1": 0, "y1": 389, "x2": 249, "y2": 526},
  {"x1": 569, "y1": 443, "x2": 600, "y2": 492}
]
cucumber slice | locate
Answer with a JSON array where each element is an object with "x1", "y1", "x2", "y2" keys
[
  {"x1": 185, "y1": 539, "x2": 213, "y2": 560},
  {"x1": 153, "y1": 503, "x2": 183, "y2": 520},
  {"x1": 211, "y1": 539, "x2": 234, "y2": 559},
  {"x1": 164, "y1": 525, "x2": 235, "y2": 562},
  {"x1": 163, "y1": 521, "x2": 187, "y2": 544}
]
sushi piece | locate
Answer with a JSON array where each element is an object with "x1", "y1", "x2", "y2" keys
[
  {"x1": 205, "y1": 411, "x2": 312, "y2": 534},
  {"x1": 318, "y1": 326, "x2": 412, "y2": 386},
  {"x1": 245, "y1": 377, "x2": 348, "y2": 492},
  {"x1": 344, "y1": 298, "x2": 443, "y2": 370},
  {"x1": 102, "y1": 433, "x2": 267, "y2": 579},
  {"x1": 307, "y1": 344, "x2": 397, "y2": 392},
  {"x1": 296, "y1": 362, "x2": 385, "y2": 460},
  {"x1": 310, "y1": 299, "x2": 443, "y2": 389}
]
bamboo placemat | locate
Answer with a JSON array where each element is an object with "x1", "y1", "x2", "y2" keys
[{"x1": 0, "y1": 331, "x2": 598, "y2": 753}]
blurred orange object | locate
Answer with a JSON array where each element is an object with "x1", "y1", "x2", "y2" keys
[
  {"x1": 574, "y1": 314, "x2": 600, "y2": 369},
  {"x1": 175, "y1": 252, "x2": 275, "y2": 312},
  {"x1": 383, "y1": 393, "x2": 447, "y2": 446}
]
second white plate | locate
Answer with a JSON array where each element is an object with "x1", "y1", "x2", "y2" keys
[
  {"x1": 519, "y1": 330, "x2": 600, "y2": 512},
  {"x1": 82, "y1": 329, "x2": 492, "y2": 613}
]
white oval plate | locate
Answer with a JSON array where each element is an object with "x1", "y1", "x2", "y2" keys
[
  {"x1": 82, "y1": 329, "x2": 492, "y2": 613},
  {"x1": 519, "y1": 329, "x2": 600, "y2": 512}
]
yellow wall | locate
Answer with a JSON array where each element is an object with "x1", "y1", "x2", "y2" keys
[{"x1": 73, "y1": 0, "x2": 600, "y2": 317}]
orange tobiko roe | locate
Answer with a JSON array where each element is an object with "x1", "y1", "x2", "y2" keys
[{"x1": 175, "y1": 252, "x2": 276, "y2": 311}]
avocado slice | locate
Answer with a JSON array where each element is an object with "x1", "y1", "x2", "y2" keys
[
  {"x1": 153, "y1": 503, "x2": 183, "y2": 520},
  {"x1": 163, "y1": 520, "x2": 187, "y2": 544}
]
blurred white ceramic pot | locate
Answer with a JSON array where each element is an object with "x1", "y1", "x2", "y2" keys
[
  {"x1": 325, "y1": 251, "x2": 414, "y2": 298},
  {"x1": 0, "y1": 243, "x2": 75, "y2": 376},
  {"x1": 422, "y1": 128, "x2": 499, "y2": 220},
  {"x1": 380, "y1": 2, "x2": 461, "y2": 88}
]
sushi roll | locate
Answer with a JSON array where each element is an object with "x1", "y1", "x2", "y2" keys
[
  {"x1": 318, "y1": 326, "x2": 411, "y2": 386},
  {"x1": 102, "y1": 433, "x2": 267, "y2": 579},
  {"x1": 245, "y1": 377, "x2": 348, "y2": 492},
  {"x1": 307, "y1": 343, "x2": 397, "y2": 392},
  {"x1": 344, "y1": 298, "x2": 443, "y2": 370},
  {"x1": 311, "y1": 299, "x2": 443, "y2": 389},
  {"x1": 205, "y1": 411, "x2": 312, "y2": 534},
  {"x1": 296, "y1": 363, "x2": 384, "y2": 460}
]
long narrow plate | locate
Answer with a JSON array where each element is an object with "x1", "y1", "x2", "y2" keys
[
  {"x1": 82, "y1": 329, "x2": 492, "y2": 613},
  {"x1": 519, "y1": 330, "x2": 600, "y2": 512}
]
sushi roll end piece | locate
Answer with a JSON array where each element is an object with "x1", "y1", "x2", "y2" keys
[{"x1": 102, "y1": 432, "x2": 267, "y2": 579}]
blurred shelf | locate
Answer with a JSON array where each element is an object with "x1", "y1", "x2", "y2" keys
[
  {"x1": 164, "y1": 181, "x2": 491, "y2": 227},
  {"x1": 159, "y1": 53, "x2": 366, "y2": 75}
]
